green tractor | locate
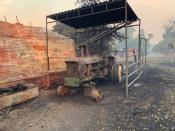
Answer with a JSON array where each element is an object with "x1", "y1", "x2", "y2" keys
[{"x1": 57, "y1": 45, "x2": 126, "y2": 101}]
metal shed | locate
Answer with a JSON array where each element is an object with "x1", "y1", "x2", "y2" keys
[{"x1": 46, "y1": 0, "x2": 147, "y2": 97}]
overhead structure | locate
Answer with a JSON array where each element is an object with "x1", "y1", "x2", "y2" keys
[
  {"x1": 46, "y1": 0, "x2": 147, "y2": 97},
  {"x1": 47, "y1": 0, "x2": 138, "y2": 28}
]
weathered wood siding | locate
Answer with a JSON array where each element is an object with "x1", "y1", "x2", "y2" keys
[{"x1": 0, "y1": 21, "x2": 75, "y2": 87}]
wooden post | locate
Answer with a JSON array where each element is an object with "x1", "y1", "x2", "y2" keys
[
  {"x1": 16, "y1": 15, "x2": 19, "y2": 23},
  {"x1": 46, "y1": 17, "x2": 50, "y2": 88},
  {"x1": 4, "y1": 16, "x2": 7, "y2": 22}
]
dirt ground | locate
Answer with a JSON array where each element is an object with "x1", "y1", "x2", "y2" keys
[{"x1": 0, "y1": 59, "x2": 175, "y2": 131}]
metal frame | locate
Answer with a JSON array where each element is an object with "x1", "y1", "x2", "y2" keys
[
  {"x1": 124, "y1": 0, "x2": 147, "y2": 97},
  {"x1": 125, "y1": 0, "x2": 129, "y2": 97},
  {"x1": 46, "y1": 0, "x2": 146, "y2": 97},
  {"x1": 141, "y1": 37, "x2": 147, "y2": 79}
]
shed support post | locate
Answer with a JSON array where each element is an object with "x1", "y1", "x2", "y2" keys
[
  {"x1": 125, "y1": 0, "x2": 128, "y2": 98},
  {"x1": 145, "y1": 38, "x2": 147, "y2": 79},
  {"x1": 138, "y1": 19, "x2": 141, "y2": 68}
]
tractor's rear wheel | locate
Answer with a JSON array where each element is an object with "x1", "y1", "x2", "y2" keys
[{"x1": 111, "y1": 64, "x2": 124, "y2": 83}]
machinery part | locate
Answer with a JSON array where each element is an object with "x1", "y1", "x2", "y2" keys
[
  {"x1": 84, "y1": 86, "x2": 103, "y2": 102},
  {"x1": 57, "y1": 86, "x2": 70, "y2": 97},
  {"x1": 64, "y1": 77, "x2": 81, "y2": 88},
  {"x1": 111, "y1": 64, "x2": 124, "y2": 83},
  {"x1": 91, "y1": 88, "x2": 102, "y2": 102}
]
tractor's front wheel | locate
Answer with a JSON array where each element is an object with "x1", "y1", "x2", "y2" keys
[{"x1": 57, "y1": 86, "x2": 70, "y2": 96}]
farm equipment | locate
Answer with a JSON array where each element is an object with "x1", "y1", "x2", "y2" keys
[
  {"x1": 56, "y1": 32, "x2": 137, "y2": 101},
  {"x1": 57, "y1": 49, "x2": 125, "y2": 101}
]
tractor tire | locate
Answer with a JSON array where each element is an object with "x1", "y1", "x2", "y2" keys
[
  {"x1": 111, "y1": 64, "x2": 124, "y2": 83},
  {"x1": 57, "y1": 86, "x2": 70, "y2": 96},
  {"x1": 91, "y1": 88, "x2": 103, "y2": 102},
  {"x1": 84, "y1": 87, "x2": 103, "y2": 102}
]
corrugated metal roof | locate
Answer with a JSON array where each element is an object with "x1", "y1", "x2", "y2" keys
[{"x1": 47, "y1": 0, "x2": 138, "y2": 29}]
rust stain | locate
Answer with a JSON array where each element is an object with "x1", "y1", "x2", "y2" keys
[
  {"x1": 32, "y1": 45, "x2": 47, "y2": 51},
  {"x1": 0, "y1": 21, "x2": 76, "y2": 88},
  {"x1": 0, "y1": 48, "x2": 8, "y2": 64}
]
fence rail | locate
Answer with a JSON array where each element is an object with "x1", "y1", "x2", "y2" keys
[{"x1": 125, "y1": 35, "x2": 147, "y2": 97}]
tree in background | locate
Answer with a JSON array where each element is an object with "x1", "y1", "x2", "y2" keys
[
  {"x1": 153, "y1": 19, "x2": 175, "y2": 54},
  {"x1": 53, "y1": 22, "x2": 76, "y2": 39},
  {"x1": 53, "y1": 0, "x2": 114, "y2": 56},
  {"x1": 110, "y1": 27, "x2": 153, "y2": 57},
  {"x1": 75, "y1": 0, "x2": 100, "y2": 6},
  {"x1": 114, "y1": 28, "x2": 152, "y2": 48}
]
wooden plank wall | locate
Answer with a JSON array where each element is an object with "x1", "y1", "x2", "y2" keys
[{"x1": 0, "y1": 21, "x2": 76, "y2": 87}]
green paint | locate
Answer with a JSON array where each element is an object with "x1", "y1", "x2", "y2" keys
[{"x1": 64, "y1": 77, "x2": 81, "y2": 88}]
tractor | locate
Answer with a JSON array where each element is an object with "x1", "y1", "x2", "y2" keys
[{"x1": 57, "y1": 43, "x2": 136, "y2": 101}]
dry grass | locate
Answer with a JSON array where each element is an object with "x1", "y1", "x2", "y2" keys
[{"x1": 162, "y1": 88, "x2": 175, "y2": 117}]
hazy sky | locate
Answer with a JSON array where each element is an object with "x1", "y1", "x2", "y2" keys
[{"x1": 0, "y1": 0, "x2": 175, "y2": 43}]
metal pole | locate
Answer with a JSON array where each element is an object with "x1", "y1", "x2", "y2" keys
[
  {"x1": 145, "y1": 38, "x2": 147, "y2": 79},
  {"x1": 87, "y1": 28, "x2": 90, "y2": 56},
  {"x1": 125, "y1": 0, "x2": 128, "y2": 98},
  {"x1": 46, "y1": 17, "x2": 50, "y2": 88},
  {"x1": 138, "y1": 19, "x2": 141, "y2": 68}
]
